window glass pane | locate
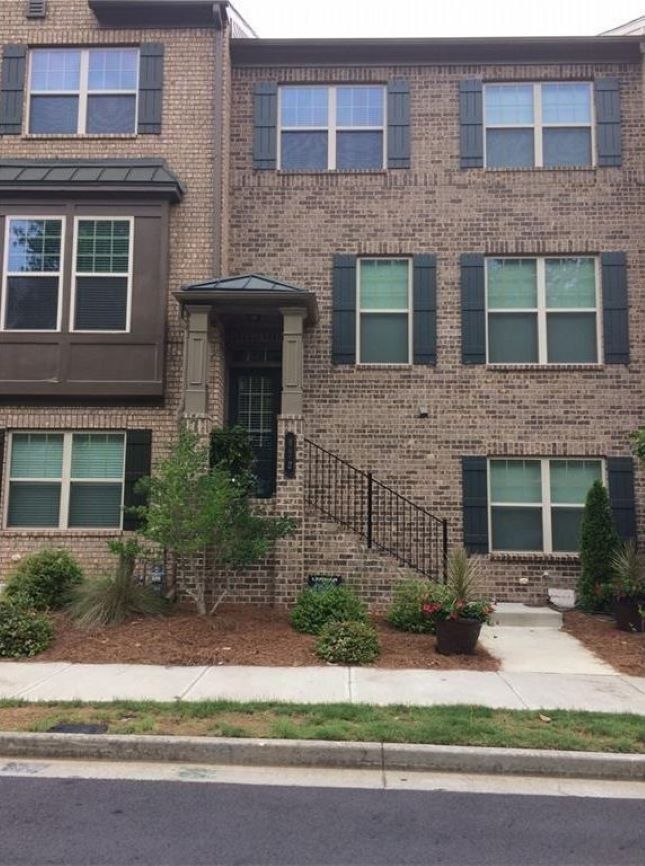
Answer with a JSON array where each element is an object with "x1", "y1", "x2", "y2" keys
[
  {"x1": 281, "y1": 87, "x2": 328, "y2": 126},
  {"x1": 487, "y1": 259, "x2": 537, "y2": 309},
  {"x1": 485, "y1": 85, "x2": 534, "y2": 124},
  {"x1": 360, "y1": 314, "x2": 408, "y2": 363},
  {"x1": 360, "y1": 260, "x2": 409, "y2": 309},
  {"x1": 86, "y1": 95, "x2": 136, "y2": 134},
  {"x1": 88, "y1": 49, "x2": 138, "y2": 91},
  {"x1": 543, "y1": 128, "x2": 592, "y2": 167},
  {"x1": 5, "y1": 276, "x2": 59, "y2": 330},
  {"x1": 488, "y1": 313, "x2": 538, "y2": 363},
  {"x1": 76, "y1": 221, "x2": 130, "y2": 273},
  {"x1": 492, "y1": 507, "x2": 543, "y2": 551},
  {"x1": 551, "y1": 507, "x2": 584, "y2": 552},
  {"x1": 68, "y1": 483, "x2": 122, "y2": 528},
  {"x1": 280, "y1": 131, "x2": 328, "y2": 170},
  {"x1": 542, "y1": 83, "x2": 591, "y2": 124},
  {"x1": 336, "y1": 86, "x2": 384, "y2": 126},
  {"x1": 490, "y1": 460, "x2": 542, "y2": 503},
  {"x1": 29, "y1": 95, "x2": 79, "y2": 134},
  {"x1": 74, "y1": 277, "x2": 128, "y2": 331},
  {"x1": 486, "y1": 129, "x2": 534, "y2": 168},
  {"x1": 8, "y1": 482, "x2": 61, "y2": 528},
  {"x1": 337, "y1": 131, "x2": 383, "y2": 169},
  {"x1": 546, "y1": 258, "x2": 595, "y2": 308},
  {"x1": 71, "y1": 434, "x2": 124, "y2": 479},
  {"x1": 10, "y1": 433, "x2": 63, "y2": 478},
  {"x1": 8, "y1": 220, "x2": 61, "y2": 273},
  {"x1": 550, "y1": 460, "x2": 602, "y2": 504},
  {"x1": 30, "y1": 49, "x2": 81, "y2": 91},
  {"x1": 546, "y1": 313, "x2": 597, "y2": 363}
]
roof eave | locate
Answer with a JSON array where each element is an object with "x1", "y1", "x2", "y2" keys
[
  {"x1": 0, "y1": 182, "x2": 184, "y2": 203},
  {"x1": 174, "y1": 289, "x2": 319, "y2": 325},
  {"x1": 89, "y1": 0, "x2": 229, "y2": 28}
]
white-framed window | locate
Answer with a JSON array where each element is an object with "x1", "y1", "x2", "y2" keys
[
  {"x1": 278, "y1": 85, "x2": 386, "y2": 171},
  {"x1": 357, "y1": 258, "x2": 411, "y2": 364},
  {"x1": 484, "y1": 82, "x2": 594, "y2": 168},
  {"x1": 1, "y1": 216, "x2": 64, "y2": 332},
  {"x1": 28, "y1": 47, "x2": 139, "y2": 135},
  {"x1": 486, "y1": 257, "x2": 600, "y2": 364},
  {"x1": 5, "y1": 432, "x2": 126, "y2": 530},
  {"x1": 71, "y1": 217, "x2": 133, "y2": 332},
  {"x1": 489, "y1": 458, "x2": 603, "y2": 553}
]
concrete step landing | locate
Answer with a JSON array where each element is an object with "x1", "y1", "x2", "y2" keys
[{"x1": 491, "y1": 603, "x2": 563, "y2": 629}]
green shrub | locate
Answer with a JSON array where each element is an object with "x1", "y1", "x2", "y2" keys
[
  {"x1": 577, "y1": 481, "x2": 619, "y2": 611},
  {"x1": 316, "y1": 620, "x2": 380, "y2": 665},
  {"x1": 3, "y1": 549, "x2": 83, "y2": 611},
  {"x1": 290, "y1": 585, "x2": 367, "y2": 635},
  {"x1": 69, "y1": 539, "x2": 167, "y2": 628},
  {"x1": 0, "y1": 601, "x2": 52, "y2": 658},
  {"x1": 387, "y1": 579, "x2": 450, "y2": 634}
]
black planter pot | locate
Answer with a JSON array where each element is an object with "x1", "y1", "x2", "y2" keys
[
  {"x1": 614, "y1": 597, "x2": 644, "y2": 633},
  {"x1": 436, "y1": 618, "x2": 482, "y2": 655}
]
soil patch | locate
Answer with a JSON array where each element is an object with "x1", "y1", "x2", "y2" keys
[
  {"x1": 31, "y1": 606, "x2": 498, "y2": 670},
  {"x1": 563, "y1": 610, "x2": 645, "y2": 677}
]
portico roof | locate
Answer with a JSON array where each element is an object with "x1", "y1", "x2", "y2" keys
[{"x1": 174, "y1": 273, "x2": 319, "y2": 324}]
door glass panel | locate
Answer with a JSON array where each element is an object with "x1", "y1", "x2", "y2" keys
[{"x1": 233, "y1": 372, "x2": 278, "y2": 498}]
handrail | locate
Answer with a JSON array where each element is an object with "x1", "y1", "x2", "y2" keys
[{"x1": 304, "y1": 438, "x2": 448, "y2": 582}]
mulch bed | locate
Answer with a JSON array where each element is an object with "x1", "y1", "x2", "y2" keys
[
  {"x1": 31, "y1": 605, "x2": 499, "y2": 670},
  {"x1": 563, "y1": 610, "x2": 645, "y2": 677}
]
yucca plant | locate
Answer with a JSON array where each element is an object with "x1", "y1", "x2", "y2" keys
[{"x1": 69, "y1": 539, "x2": 166, "y2": 629}]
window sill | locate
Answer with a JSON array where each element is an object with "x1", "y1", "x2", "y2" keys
[
  {"x1": 2, "y1": 529, "x2": 124, "y2": 536},
  {"x1": 487, "y1": 364, "x2": 605, "y2": 372},
  {"x1": 489, "y1": 552, "x2": 580, "y2": 562},
  {"x1": 275, "y1": 169, "x2": 388, "y2": 176},
  {"x1": 23, "y1": 134, "x2": 138, "y2": 141},
  {"x1": 482, "y1": 166, "x2": 597, "y2": 173}
]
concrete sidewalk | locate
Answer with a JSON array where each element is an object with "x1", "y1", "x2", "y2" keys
[
  {"x1": 1, "y1": 660, "x2": 644, "y2": 713},
  {"x1": 0, "y1": 623, "x2": 643, "y2": 713}
]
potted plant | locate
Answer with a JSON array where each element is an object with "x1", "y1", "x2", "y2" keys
[
  {"x1": 422, "y1": 547, "x2": 494, "y2": 655},
  {"x1": 610, "y1": 541, "x2": 644, "y2": 633}
]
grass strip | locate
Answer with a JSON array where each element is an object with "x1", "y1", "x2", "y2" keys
[{"x1": 0, "y1": 700, "x2": 643, "y2": 754}]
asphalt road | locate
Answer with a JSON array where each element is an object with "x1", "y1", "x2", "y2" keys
[{"x1": 0, "y1": 777, "x2": 643, "y2": 866}]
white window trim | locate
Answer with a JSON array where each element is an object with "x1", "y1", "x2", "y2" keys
[
  {"x1": 277, "y1": 84, "x2": 387, "y2": 171},
  {"x1": 0, "y1": 215, "x2": 66, "y2": 333},
  {"x1": 27, "y1": 47, "x2": 139, "y2": 136},
  {"x1": 483, "y1": 82, "x2": 596, "y2": 168},
  {"x1": 487, "y1": 457, "x2": 606, "y2": 554},
  {"x1": 4, "y1": 431, "x2": 127, "y2": 531},
  {"x1": 70, "y1": 216, "x2": 134, "y2": 334},
  {"x1": 485, "y1": 256, "x2": 602, "y2": 365},
  {"x1": 356, "y1": 257, "x2": 412, "y2": 366}
]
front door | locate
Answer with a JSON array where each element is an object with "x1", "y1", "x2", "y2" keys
[{"x1": 229, "y1": 369, "x2": 281, "y2": 498}]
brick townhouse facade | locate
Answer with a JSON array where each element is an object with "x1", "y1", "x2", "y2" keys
[{"x1": 0, "y1": 0, "x2": 642, "y2": 608}]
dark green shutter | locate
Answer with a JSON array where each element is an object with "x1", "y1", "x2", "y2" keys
[
  {"x1": 138, "y1": 44, "x2": 164, "y2": 134},
  {"x1": 607, "y1": 457, "x2": 636, "y2": 542},
  {"x1": 461, "y1": 254, "x2": 486, "y2": 364},
  {"x1": 0, "y1": 45, "x2": 27, "y2": 135},
  {"x1": 459, "y1": 79, "x2": 483, "y2": 168},
  {"x1": 332, "y1": 254, "x2": 356, "y2": 365},
  {"x1": 254, "y1": 82, "x2": 277, "y2": 170},
  {"x1": 387, "y1": 79, "x2": 410, "y2": 169},
  {"x1": 595, "y1": 78, "x2": 621, "y2": 167},
  {"x1": 601, "y1": 252, "x2": 629, "y2": 364},
  {"x1": 413, "y1": 254, "x2": 436, "y2": 365},
  {"x1": 123, "y1": 430, "x2": 152, "y2": 531},
  {"x1": 462, "y1": 457, "x2": 489, "y2": 554}
]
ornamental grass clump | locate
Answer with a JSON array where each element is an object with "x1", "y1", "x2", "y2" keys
[
  {"x1": 315, "y1": 620, "x2": 380, "y2": 665},
  {"x1": 69, "y1": 539, "x2": 166, "y2": 629},
  {"x1": 422, "y1": 547, "x2": 495, "y2": 625},
  {"x1": 290, "y1": 585, "x2": 368, "y2": 635}
]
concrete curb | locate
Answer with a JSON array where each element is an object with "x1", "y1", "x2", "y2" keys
[{"x1": 0, "y1": 733, "x2": 643, "y2": 781}]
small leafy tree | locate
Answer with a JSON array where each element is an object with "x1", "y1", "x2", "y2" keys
[
  {"x1": 630, "y1": 428, "x2": 645, "y2": 465},
  {"x1": 139, "y1": 426, "x2": 294, "y2": 615},
  {"x1": 577, "y1": 480, "x2": 619, "y2": 611}
]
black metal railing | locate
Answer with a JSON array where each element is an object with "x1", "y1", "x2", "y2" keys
[{"x1": 304, "y1": 438, "x2": 448, "y2": 582}]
